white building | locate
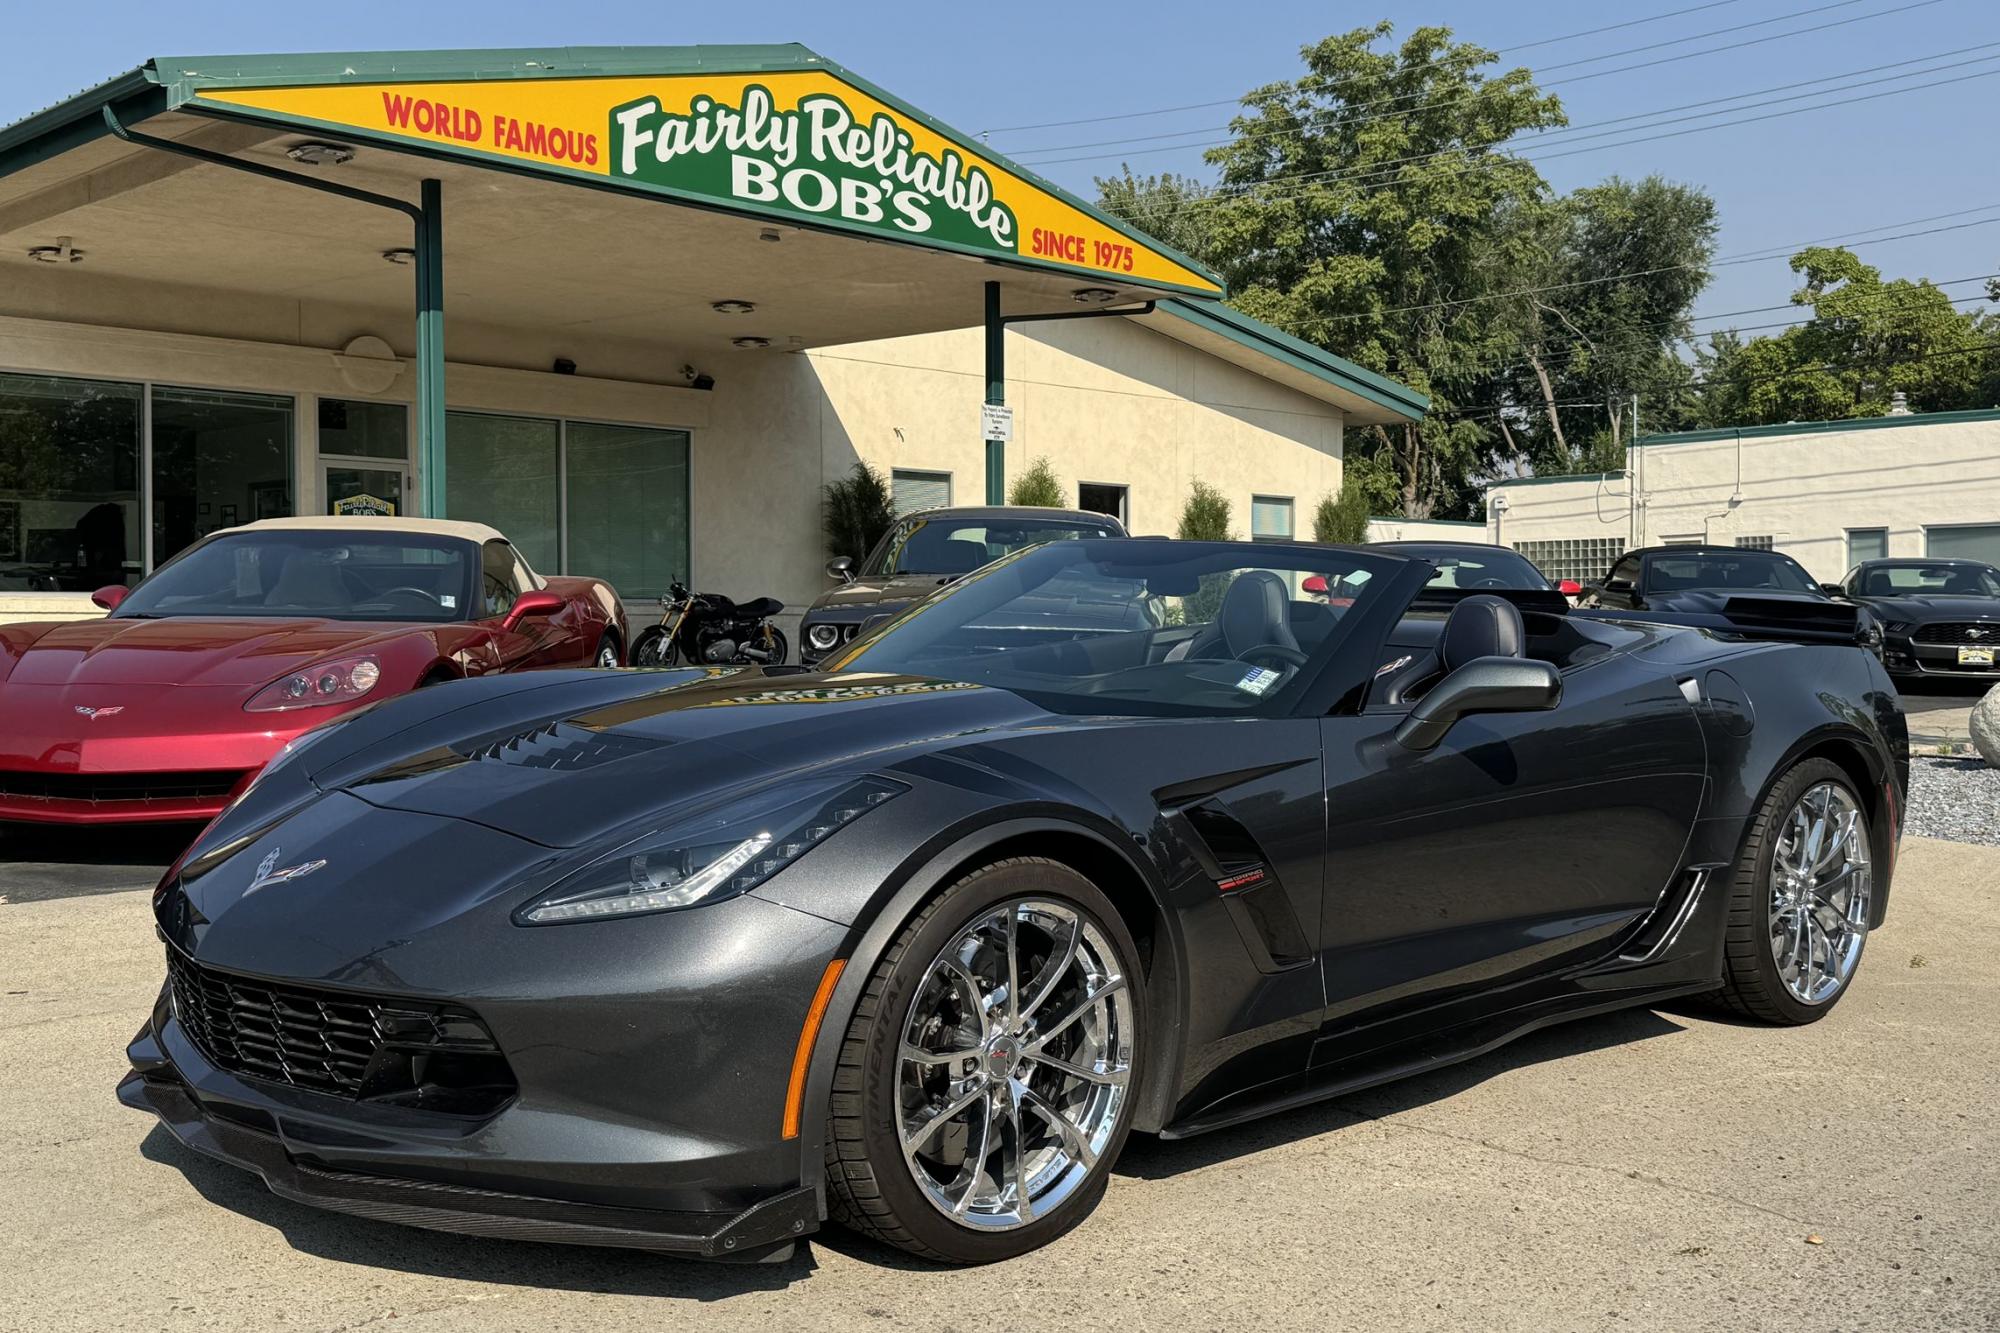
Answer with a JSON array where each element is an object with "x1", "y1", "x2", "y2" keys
[{"x1": 1483, "y1": 409, "x2": 2000, "y2": 585}]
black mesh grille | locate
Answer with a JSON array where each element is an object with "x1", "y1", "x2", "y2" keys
[
  {"x1": 167, "y1": 950, "x2": 515, "y2": 1114},
  {"x1": 0, "y1": 769, "x2": 243, "y2": 803},
  {"x1": 1910, "y1": 622, "x2": 2000, "y2": 646},
  {"x1": 454, "y1": 722, "x2": 664, "y2": 771}
]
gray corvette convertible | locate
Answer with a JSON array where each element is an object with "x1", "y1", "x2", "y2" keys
[{"x1": 122, "y1": 538, "x2": 1907, "y2": 1264}]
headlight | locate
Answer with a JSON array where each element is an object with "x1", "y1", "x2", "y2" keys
[
  {"x1": 806, "y1": 622, "x2": 842, "y2": 652},
  {"x1": 245, "y1": 655, "x2": 382, "y2": 712},
  {"x1": 515, "y1": 776, "x2": 906, "y2": 925}
]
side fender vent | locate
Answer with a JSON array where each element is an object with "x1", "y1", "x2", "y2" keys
[{"x1": 1167, "y1": 798, "x2": 1311, "y2": 971}]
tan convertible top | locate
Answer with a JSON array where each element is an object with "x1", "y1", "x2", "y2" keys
[{"x1": 234, "y1": 516, "x2": 509, "y2": 545}]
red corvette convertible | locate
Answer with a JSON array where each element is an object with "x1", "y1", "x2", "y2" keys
[{"x1": 0, "y1": 518, "x2": 627, "y2": 826}]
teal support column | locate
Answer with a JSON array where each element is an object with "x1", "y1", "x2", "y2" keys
[
  {"x1": 416, "y1": 178, "x2": 447, "y2": 518},
  {"x1": 983, "y1": 281, "x2": 1004, "y2": 505}
]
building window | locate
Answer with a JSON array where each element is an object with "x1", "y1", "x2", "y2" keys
[
  {"x1": 318, "y1": 398, "x2": 408, "y2": 460},
  {"x1": 446, "y1": 412, "x2": 560, "y2": 574},
  {"x1": 566, "y1": 423, "x2": 690, "y2": 597},
  {"x1": 1512, "y1": 537, "x2": 1626, "y2": 585},
  {"x1": 1847, "y1": 528, "x2": 1888, "y2": 566},
  {"x1": 892, "y1": 469, "x2": 952, "y2": 517},
  {"x1": 150, "y1": 386, "x2": 294, "y2": 567},
  {"x1": 1078, "y1": 481, "x2": 1127, "y2": 525},
  {"x1": 1926, "y1": 523, "x2": 2000, "y2": 565},
  {"x1": 1661, "y1": 534, "x2": 1703, "y2": 547},
  {"x1": 0, "y1": 371, "x2": 142, "y2": 590},
  {"x1": 1735, "y1": 535, "x2": 1774, "y2": 551},
  {"x1": 1251, "y1": 495, "x2": 1294, "y2": 542}
]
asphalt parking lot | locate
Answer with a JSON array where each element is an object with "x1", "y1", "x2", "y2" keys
[{"x1": 1, "y1": 837, "x2": 1995, "y2": 1332}]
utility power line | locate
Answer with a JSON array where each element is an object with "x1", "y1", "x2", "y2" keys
[
  {"x1": 1015, "y1": 39, "x2": 2000, "y2": 167},
  {"x1": 978, "y1": 0, "x2": 1753, "y2": 137}
]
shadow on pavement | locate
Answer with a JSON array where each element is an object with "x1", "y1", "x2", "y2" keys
[
  {"x1": 0, "y1": 823, "x2": 195, "y2": 902},
  {"x1": 1117, "y1": 1005, "x2": 1686, "y2": 1180},
  {"x1": 139, "y1": 1125, "x2": 818, "y2": 1296}
]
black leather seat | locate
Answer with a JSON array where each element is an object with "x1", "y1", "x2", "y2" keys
[
  {"x1": 1438, "y1": 594, "x2": 1525, "y2": 670},
  {"x1": 1176, "y1": 570, "x2": 1301, "y2": 661},
  {"x1": 739, "y1": 596, "x2": 784, "y2": 619},
  {"x1": 928, "y1": 539, "x2": 991, "y2": 575},
  {"x1": 1374, "y1": 595, "x2": 1526, "y2": 706}
]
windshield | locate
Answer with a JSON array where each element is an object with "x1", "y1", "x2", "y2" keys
[
  {"x1": 114, "y1": 530, "x2": 475, "y2": 623},
  {"x1": 1858, "y1": 562, "x2": 2000, "y2": 597},
  {"x1": 829, "y1": 539, "x2": 1404, "y2": 715},
  {"x1": 866, "y1": 515, "x2": 1122, "y2": 577},
  {"x1": 1645, "y1": 550, "x2": 1818, "y2": 594},
  {"x1": 1396, "y1": 546, "x2": 1551, "y2": 591}
]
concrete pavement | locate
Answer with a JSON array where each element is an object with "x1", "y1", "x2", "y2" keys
[{"x1": 1, "y1": 838, "x2": 1995, "y2": 1333}]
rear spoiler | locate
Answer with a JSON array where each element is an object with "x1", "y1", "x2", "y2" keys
[
  {"x1": 1575, "y1": 595, "x2": 1871, "y2": 646},
  {"x1": 1409, "y1": 587, "x2": 1573, "y2": 617}
]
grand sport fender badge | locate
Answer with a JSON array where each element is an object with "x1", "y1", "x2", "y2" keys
[
  {"x1": 74, "y1": 704, "x2": 125, "y2": 720},
  {"x1": 247, "y1": 846, "x2": 327, "y2": 893}
]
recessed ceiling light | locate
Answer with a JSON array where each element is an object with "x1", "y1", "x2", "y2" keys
[
  {"x1": 731, "y1": 336, "x2": 771, "y2": 350},
  {"x1": 381, "y1": 248, "x2": 416, "y2": 266},
  {"x1": 1072, "y1": 287, "x2": 1119, "y2": 305},
  {"x1": 26, "y1": 237, "x2": 83, "y2": 264},
  {"x1": 711, "y1": 299, "x2": 756, "y2": 315},
  {"x1": 286, "y1": 141, "x2": 356, "y2": 166}
]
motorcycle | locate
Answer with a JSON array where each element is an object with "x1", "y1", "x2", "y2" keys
[{"x1": 630, "y1": 581, "x2": 788, "y2": 667}]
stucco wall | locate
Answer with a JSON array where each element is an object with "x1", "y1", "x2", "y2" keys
[
  {"x1": 1366, "y1": 517, "x2": 1493, "y2": 544},
  {"x1": 0, "y1": 299, "x2": 1350, "y2": 628},
  {"x1": 1488, "y1": 415, "x2": 2000, "y2": 581}
]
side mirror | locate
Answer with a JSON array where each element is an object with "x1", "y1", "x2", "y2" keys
[
  {"x1": 1820, "y1": 582, "x2": 1846, "y2": 598},
  {"x1": 826, "y1": 556, "x2": 855, "y2": 583},
  {"x1": 501, "y1": 588, "x2": 564, "y2": 631},
  {"x1": 1602, "y1": 577, "x2": 1632, "y2": 593},
  {"x1": 1396, "y1": 657, "x2": 1562, "y2": 752},
  {"x1": 1556, "y1": 579, "x2": 1582, "y2": 598},
  {"x1": 91, "y1": 584, "x2": 129, "y2": 611}
]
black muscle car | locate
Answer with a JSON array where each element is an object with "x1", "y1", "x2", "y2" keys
[
  {"x1": 123, "y1": 538, "x2": 1907, "y2": 1265},
  {"x1": 1836, "y1": 557, "x2": 2000, "y2": 681},
  {"x1": 801, "y1": 505, "x2": 1125, "y2": 662}
]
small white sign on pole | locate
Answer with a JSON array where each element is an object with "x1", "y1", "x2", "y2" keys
[{"x1": 980, "y1": 402, "x2": 1014, "y2": 442}]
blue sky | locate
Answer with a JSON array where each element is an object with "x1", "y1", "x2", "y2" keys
[{"x1": 11, "y1": 0, "x2": 1999, "y2": 334}]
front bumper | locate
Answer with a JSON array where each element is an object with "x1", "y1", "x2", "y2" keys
[
  {"x1": 119, "y1": 1042, "x2": 817, "y2": 1257},
  {"x1": 1883, "y1": 635, "x2": 2000, "y2": 679}
]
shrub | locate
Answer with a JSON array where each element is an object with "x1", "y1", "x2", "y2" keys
[
  {"x1": 1007, "y1": 456, "x2": 1066, "y2": 507},
  {"x1": 823, "y1": 461, "x2": 895, "y2": 563},
  {"x1": 1176, "y1": 480, "x2": 1233, "y2": 541},
  {"x1": 1313, "y1": 479, "x2": 1371, "y2": 544}
]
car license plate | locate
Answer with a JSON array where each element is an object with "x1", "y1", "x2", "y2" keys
[{"x1": 1959, "y1": 646, "x2": 1996, "y2": 666}]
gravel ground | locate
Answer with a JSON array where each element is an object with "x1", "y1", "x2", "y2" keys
[{"x1": 1904, "y1": 756, "x2": 2000, "y2": 846}]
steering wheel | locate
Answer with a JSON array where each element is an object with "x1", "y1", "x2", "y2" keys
[
  {"x1": 1469, "y1": 576, "x2": 1510, "y2": 589},
  {"x1": 377, "y1": 585, "x2": 444, "y2": 607},
  {"x1": 1239, "y1": 642, "x2": 1308, "y2": 669}
]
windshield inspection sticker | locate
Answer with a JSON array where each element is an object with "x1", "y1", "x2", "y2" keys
[
  {"x1": 1235, "y1": 666, "x2": 1283, "y2": 696},
  {"x1": 440, "y1": 595, "x2": 457, "y2": 609}
]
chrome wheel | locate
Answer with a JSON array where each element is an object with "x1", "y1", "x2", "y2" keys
[
  {"x1": 898, "y1": 898, "x2": 1134, "y2": 1231},
  {"x1": 595, "y1": 639, "x2": 619, "y2": 669},
  {"x1": 1768, "y1": 780, "x2": 1871, "y2": 1005}
]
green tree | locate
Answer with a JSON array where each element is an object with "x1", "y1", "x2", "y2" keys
[
  {"x1": 1007, "y1": 455, "x2": 1065, "y2": 507},
  {"x1": 1176, "y1": 479, "x2": 1233, "y2": 540},
  {"x1": 1313, "y1": 478, "x2": 1371, "y2": 544},
  {"x1": 821, "y1": 461, "x2": 894, "y2": 563},
  {"x1": 1491, "y1": 176, "x2": 1716, "y2": 474},
  {"x1": 1096, "y1": 169, "x2": 1218, "y2": 265},
  {"x1": 1695, "y1": 247, "x2": 2000, "y2": 424},
  {"x1": 1196, "y1": 22, "x2": 1567, "y2": 518}
]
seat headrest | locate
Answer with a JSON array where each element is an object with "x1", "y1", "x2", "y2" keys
[
  {"x1": 930, "y1": 539, "x2": 990, "y2": 574},
  {"x1": 1219, "y1": 570, "x2": 1298, "y2": 657},
  {"x1": 1439, "y1": 594, "x2": 1525, "y2": 671}
]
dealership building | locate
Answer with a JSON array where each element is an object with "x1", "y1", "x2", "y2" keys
[
  {"x1": 0, "y1": 45, "x2": 1426, "y2": 628},
  {"x1": 1479, "y1": 408, "x2": 2000, "y2": 585}
]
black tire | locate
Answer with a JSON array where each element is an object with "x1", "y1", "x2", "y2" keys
[
  {"x1": 631, "y1": 625, "x2": 676, "y2": 667},
  {"x1": 1709, "y1": 758, "x2": 1872, "y2": 1025},
  {"x1": 592, "y1": 630, "x2": 622, "y2": 669},
  {"x1": 824, "y1": 858, "x2": 1143, "y2": 1264}
]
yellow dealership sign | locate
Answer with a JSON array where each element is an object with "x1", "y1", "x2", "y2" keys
[{"x1": 200, "y1": 71, "x2": 1222, "y2": 295}]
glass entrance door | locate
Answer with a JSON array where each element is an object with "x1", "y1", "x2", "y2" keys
[{"x1": 323, "y1": 464, "x2": 407, "y2": 517}]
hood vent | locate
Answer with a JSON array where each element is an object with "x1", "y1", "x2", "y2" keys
[{"x1": 454, "y1": 722, "x2": 668, "y2": 772}]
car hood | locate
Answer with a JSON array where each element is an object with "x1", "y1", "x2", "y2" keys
[
  {"x1": 1858, "y1": 594, "x2": 2000, "y2": 623},
  {"x1": 314, "y1": 668, "x2": 1057, "y2": 849},
  {"x1": 806, "y1": 573, "x2": 958, "y2": 620},
  {"x1": 0, "y1": 616, "x2": 430, "y2": 688}
]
